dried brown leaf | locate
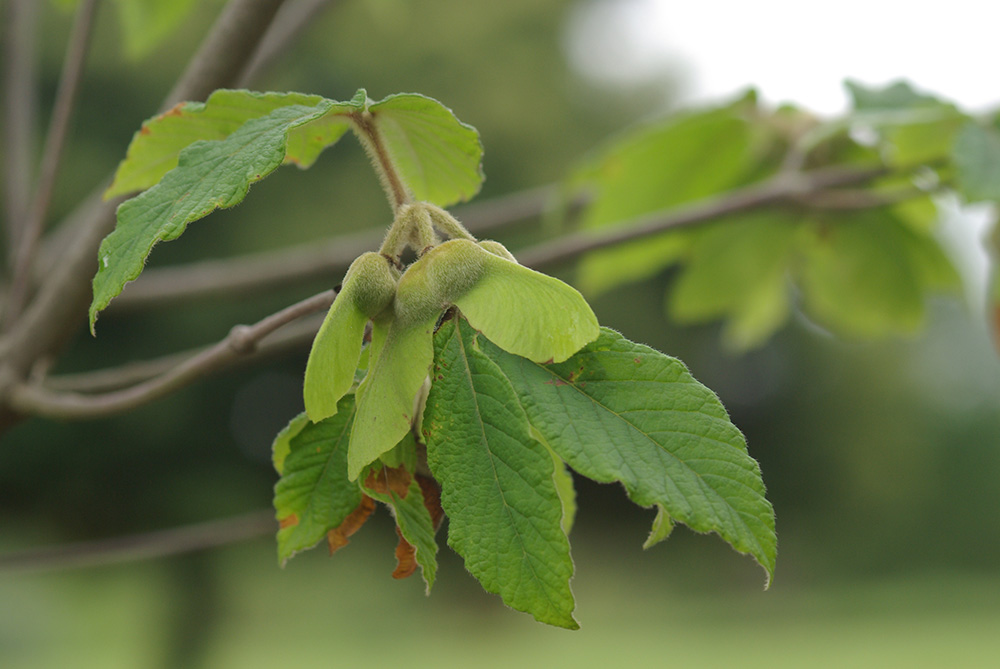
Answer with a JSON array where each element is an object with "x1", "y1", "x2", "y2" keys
[{"x1": 326, "y1": 495, "x2": 376, "y2": 555}]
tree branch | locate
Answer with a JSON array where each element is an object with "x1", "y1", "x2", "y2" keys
[
  {"x1": 4, "y1": 165, "x2": 897, "y2": 421},
  {"x1": 108, "y1": 186, "x2": 561, "y2": 309},
  {"x1": 8, "y1": 290, "x2": 333, "y2": 420},
  {"x1": 238, "y1": 0, "x2": 342, "y2": 87},
  {"x1": 2, "y1": 0, "x2": 38, "y2": 254},
  {"x1": 0, "y1": 510, "x2": 275, "y2": 573},
  {"x1": 162, "y1": 0, "x2": 288, "y2": 110},
  {"x1": 520, "y1": 165, "x2": 890, "y2": 269},
  {"x1": 4, "y1": 0, "x2": 100, "y2": 328},
  {"x1": 46, "y1": 314, "x2": 323, "y2": 393},
  {"x1": 0, "y1": 0, "x2": 291, "y2": 406}
]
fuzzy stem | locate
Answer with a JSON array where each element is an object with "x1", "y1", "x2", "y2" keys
[
  {"x1": 351, "y1": 110, "x2": 411, "y2": 211},
  {"x1": 426, "y1": 203, "x2": 476, "y2": 241},
  {"x1": 408, "y1": 205, "x2": 440, "y2": 254}
]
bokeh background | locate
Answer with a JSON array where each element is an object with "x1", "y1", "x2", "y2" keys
[{"x1": 2, "y1": 1, "x2": 1000, "y2": 666}]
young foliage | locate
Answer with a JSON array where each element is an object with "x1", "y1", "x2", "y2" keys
[
  {"x1": 424, "y1": 316, "x2": 579, "y2": 628},
  {"x1": 273, "y1": 400, "x2": 361, "y2": 565},
  {"x1": 90, "y1": 89, "x2": 482, "y2": 331},
  {"x1": 106, "y1": 90, "x2": 354, "y2": 199},
  {"x1": 96, "y1": 85, "x2": 775, "y2": 628},
  {"x1": 476, "y1": 321, "x2": 776, "y2": 582},
  {"x1": 952, "y1": 122, "x2": 1000, "y2": 202},
  {"x1": 558, "y1": 80, "x2": 984, "y2": 350},
  {"x1": 569, "y1": 93, "x2": 769, "y2": 296},
  {"x1": 91, "y1": 99, "x2": 339, "y2": 330}
]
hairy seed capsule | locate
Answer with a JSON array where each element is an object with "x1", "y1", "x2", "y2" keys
[
  {"x1": 303, "y1": 252, "x2": 400, "y2": 423},
  {"x1": 346, "y1": 251, "x2": 400, "y2": 319},
  {"x1": 394, "y1": 239, "x2": 488, "y2": 326},
  {"x1": 477, "y1": 239, "x2": 518, "y2": 262}
]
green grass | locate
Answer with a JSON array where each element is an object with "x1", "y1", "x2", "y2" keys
[{"x1": 3, "y1": 523, "x2": 1000, "y2": 668}]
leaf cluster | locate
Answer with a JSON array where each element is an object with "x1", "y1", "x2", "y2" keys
[
  {"x1": 561, "y1": 82, "x2": 1000, "y2": 350},
  {"x1": 91, "y1": 87, "x2": 776, "y2": 627}
]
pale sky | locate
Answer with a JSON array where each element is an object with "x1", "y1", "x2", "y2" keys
[{"x1": 566, "y1": 0, "x2": 1000, "y2": 115}]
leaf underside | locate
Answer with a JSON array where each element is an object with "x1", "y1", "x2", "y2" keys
[
  {"x1": 303, "y1": 292, "x2": 368, "y2": 423},
  {"x1": 349, "y1": 317, "x2": 437, "y2": 480},
  {"x1": 455, "y1": 253, "x2": 600, "y2": 363}
]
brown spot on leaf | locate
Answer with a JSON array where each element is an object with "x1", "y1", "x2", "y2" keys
[
  {"x1": 139, "y1": 125, "x2": 152, "y2": 136},
  {"x1": 278, "y1": 513, "x2": 299, "y2": 529},
  {"x1": 416, "y1": 474, "x2": 445, "y2": 531},
  {"x1": 364, "y1": 465, "x2": 412, "y2": 498},
  {"x1": 391, "y1": 527, "x2": 418, "y2": 580},
  {"x1": 634, "y1": 358, "x2": 641, "y2": 364},
  {"x1": 326, "y1": 495, "x2": 375, "y2": 555},
  {"x1": 160, "y1": 102, "x2": 186, "y2": 119}
]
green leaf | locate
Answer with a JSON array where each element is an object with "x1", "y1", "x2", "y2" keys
[
  {"x1": 571, "y1": 95, "x2": 771, "y2": 295},
  {"x1": 643, "y1": 505, "x2": 675, "y2": 549},
  {"x1": 455, "y1": 252, "x2": 600, "y2": 363},
  {"x1": 425, "y1": 317, "x2": 578, "y2": 628},
  {"x1": 271, "y1": 412, "x2": 310, "y2": 475},
  {"x1": 90, "y1": 100, "x2": 338, "y2": 331},
  {"x1": 303, "y1": 293, "x2": 368, "y2": 423},
  {"x1": 369, "y1": 93, "x2": 484, "y2": 207},
  {"x1": 796, "y1": 212, "x2": 956, "y2": 337},
  {"x1": 668, "y1": 212, "x2": 799, "y2": 350},
  {"x1": 481, "y1": 325, "x2": 776, "y2": 586},
  {"x1": 844, "y1": 80, "x2": 965, "y2": 167},
  {"x1": 349, "y1": 317, "x2": 436, "y2": 480},
  {"x1": 273, "y1": 396, "x2": 363, "y2": 565},
  {"x1": 304, "y1": 252, "x2": 398, "y2": 423},
  {"x1": 549, "y1": 447, "x2": 577, "y2": 535},
  {"x1": 106, "y1": 90, "x2": 360, "y2": 199},
  {"x1": 113, "y1": 0, "x2": 198, "y2": 61},
  {"x1": 378, "y1": 432, "x2": 418, "y2": 472},
  {"x1": 952, "y1": 122, "x2": 1000, "y2": 202},
  {"x1": 845, "y1": 79, "x2": 942, "y2": 111},
  {"x1": 363, "y1": 469, "x2": 439, "y2": 592}
]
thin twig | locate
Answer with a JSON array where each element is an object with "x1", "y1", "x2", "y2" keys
[
  {"x1": 8, "y1": 290, "x2": 334, "y2": 419},
  {"x1": 2, "y1": 0, "x2": 38, "y2": 256},
  {"x1": 351, "y1": 110, "x2": 411, "y2": 210},
  {"x1": 46, "y1": 314, "x2": 322, "y2": 393},
  {"x1": 795, "y1": 186, "x2": 925, "y2": 210},
  {"x1": 108, "y1": 186, "x2": 560, "y2": 309},
  {"x1": 4, "y1": 0, "x2": 100, "y2": 328},
  {"x1": 0, "y1": 510, "x2": 275, "y2": 573},
  {"x1": 521, "y1": 165, "x2": 890, "y2": 269},
  {"x1": 163, "y1": 0, "x2": 287, "y2": 109},
  {"x1": 114, "y1": 229, "x2": 378, "y2": 308},
  {"x1": 238, "y1": 0, "x2": 341, "y2": 87}
]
